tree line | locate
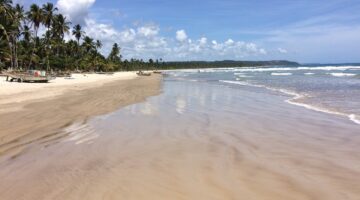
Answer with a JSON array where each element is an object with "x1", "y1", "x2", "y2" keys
[{"x1": 0, "y1": 0, "x2": 124, "y2": 72}]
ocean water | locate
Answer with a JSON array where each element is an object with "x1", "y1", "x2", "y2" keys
[{"x1": 165, "y1": 65, "x2": 360, "y2": 125}]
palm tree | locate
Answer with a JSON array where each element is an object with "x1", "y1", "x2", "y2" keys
[
  {"x1": 11, "y1": 4, "x2": 25, "y2": 69},
  {"x1": 94, "y1": 40, "x2": 102, "y2": 70},
  {"x1": 26, "y1": 4, "x2": 43, "y2": 69},
  {"x1": 71, "y1": 24, "x2": 84, "y2": 69},
  {"x1": 42, "y1": 4, "x2": 57, "y2": 71},
  {"x1": 52, "y1": 14, "x2": 70, "y2": 56},
  {"x1": 72, "y1": 24, "x2": 84, "y2": 46},
  {"x1": 27, "y1": 4, "x2": 43, "y2": 39},
  {"x1": 52, "y1": 14, "x2": 70, "y2": 40},
  {"x1": 21, "y1": 25, "x2": 31, "y2": 42},
  {"x1": 82, "y1": 36, "x2": 94, "y2": 53},
  {"x1": 0, "y1": 1, "x2": 125, "y2": 72},
  {"x1": 42, "y1": 3, "x2": 57, "y2": 31},
  {"x1": 19, "y1": 25, "x2": 32, "y2": 68},
  {"x1": 0, "y1": 0, "x2": 13, "y2": 18},
  {"x1": 0, "y1": 0, "x2": 15, "y2": 69},
  {"x1": 42, "y1": 2, "x2": 57, "y2": 70},
  {"x1": 0, "y1": 24, "x2": 11, "y2": 68},
  {"x1": 108, "y1": 43, "x2": 121, "y2": 63},
  {"x1": 95, "y1": 39, "x2": 102, "y2": 50}
]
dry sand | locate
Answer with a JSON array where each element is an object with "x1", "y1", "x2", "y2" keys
[
  {"x1": 0, "y1": 73, "x2": 162, "y2": 159},
  {"x1": 0, "y1": 72, "x2": 137, "y2": 106}
]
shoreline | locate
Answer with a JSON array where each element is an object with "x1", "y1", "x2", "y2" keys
[
  {"x1": 219, "y1": 79, "x2": 360, "y2": 125},
  {"x1": 0, "y1": 73, "x2": 162, "y2": 160}
]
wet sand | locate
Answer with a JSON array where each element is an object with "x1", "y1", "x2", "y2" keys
[
  {"x1": 0, "y1": 74, "x2": 162, "y2": 160},
  {"x1": 1, "y1": 77, "x2": 360, "y2": 200}
]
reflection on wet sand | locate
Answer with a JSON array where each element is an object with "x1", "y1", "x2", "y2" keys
[
  {"x1": 176, "y1": 96, "x2": 187, "y2": 114},
  {"x1": 0, "y1": 80, "x2": 360, "y2": 200}
]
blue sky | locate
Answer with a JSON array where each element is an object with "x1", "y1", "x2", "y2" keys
[{"x1": 15, "y1": 0, "x2": 360, "y2": 63}]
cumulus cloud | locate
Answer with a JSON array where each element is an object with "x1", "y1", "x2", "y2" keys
[
  {"x1": 54, "y1": 0, "x2": 267, "y2": 61},
  {"x1": 277, "y1": 48, "x2": 288, "y2": 54},
  {"x1": 74, "y1": 18, "x2": 268, "y2": 60},
  {"x1": 56, "y1": 0, "x2": 95, "y2": 25},
  {"x1": 137, "y1": 25, "x2": 159, "y2": 37},
  {"x1": 199, "y1": 37, "x2": 207, "y2": 46},
  {"x1": 82, "y1": 20, "x2": 170, "y2": 59},
  {"x1": 170, "y1": 34, "x2": 267, "y2": 60},
  {"x1": 176, "y1": 30, "x2": 188, "y2": 42},
  {"x1": 225, "y1": 39, "x2": 234, "y2": 46}
]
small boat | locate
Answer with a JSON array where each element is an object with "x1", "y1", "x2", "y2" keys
[
  {"x1": 136, "y1": 71, "x2": 151, "y2": 76},
  {"x1": 153, "y1": 70, "x2": 162, "y2": 74},
  {"x1": 4, "y1": 70, "x2": 54, "y2": 83}
]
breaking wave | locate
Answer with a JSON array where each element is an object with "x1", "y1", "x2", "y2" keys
[
  {"x1": 271, "y1": 73, "x2": 292, "y2": 76},
  {"x1": 328, "y1": 73, "x2": 356, "y2": 77},
  {"x1": 219, "y1": 79, "x2": 360, "y2": 125}
]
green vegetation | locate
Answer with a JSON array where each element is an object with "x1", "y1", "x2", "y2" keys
[
  {"x1": 0, "y1": 1, "x2": 299, "y2": 72},
  {"x1": 0, "y1": 0, "x2": 123, "y2": 72}
]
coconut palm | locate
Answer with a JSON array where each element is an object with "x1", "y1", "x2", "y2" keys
[
  {"x1": 14, "y1": 4, "x2": 24, "y2": 20},
  {"x1": 95, "y1": 39, "x2": 102, "y2": 50},
  {"x1": 0, "y1": 1, "x2": 128, "y2": 72},
  {"x1": 52, "y1": 14, "x2": 70, "y2": 57},
  {"x1": 108, "y1": 43, "x2": 121, "y2": 63},
  {"x1": 82, "y1": 36, "x2": 94, "y2": 53},
  {"x1": 0, "y1": 0, "x2": 15, "y2": 68},
  {"x1": 72, "y1": 24, "x2": 84, "y2": 64},
  {"x1": 42, "y1": 3, "x2": 57, "y2": 31},
  {"x1": 27, "y1": 4, "x2": 43, "y2": 39},
  {"x1": 72, "y1": 24, "x2": 84, "y2": 46},
  {"x1": 11, "y1": 4, "x2": 25, "y2": 69},
  {"x1": 21, "y1": 25, "x2": 31, "y2": 42},
  {"x1": 26, "y1": 4, "x2": 44, "y2": 68},
  {"x1": 94, "y1": 40, "x2": 102, "y2": 70},
  {"x1": 0, "y1": 0, "x2": 13, "y2": 17},
  {"x1": 52, "y1": 14, "x2": 70, "y2": 40}
]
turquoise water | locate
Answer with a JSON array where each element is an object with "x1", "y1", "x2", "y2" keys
[{"x1": 165, "y1": 65, "x2": 360, "y2": 125}]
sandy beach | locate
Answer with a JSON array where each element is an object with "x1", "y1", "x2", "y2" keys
[
  {"x1": 0, "y1": 73, "x2": 162, "y2": 160},
  {"x1": 0, "y1": 73, "x2": 359, "y2": 200}
]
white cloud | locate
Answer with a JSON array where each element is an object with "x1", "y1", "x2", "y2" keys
[
  {"x1": 56, "y1": 0, "x2": 95, "y2": 25},
  {"x1": 225, "y1": 39, "x2": 234, "y2": 46},
  {"x1": 82, "y1": 19, "x2": 170, "y2": 59},
  {"x1": 80, "y1": 19, "x2": 268, "y2": 60},
  {"x1": 278, "y1": 48, "x2": 288, "y2": 54},
  {"x1": 199, "y1": 37, "x2": 207, "y2": 46},
  {"x1": 137, "y1": 25, "x2": 159, "y2": 37},
  {"x1": 55, "y1": 0, "x2": 268, "y2": 61},
  {"x1": 176, "y1": 30, "x2": 188, "y2": 42},
  {"x1": 259, "y1": 48, "x2": 267, "y2": 55}
]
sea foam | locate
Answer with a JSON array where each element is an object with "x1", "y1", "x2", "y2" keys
[
  {"x1": 329, "y1": 73, "x2": 356, "y2": 77},
  {"x1": 271, "y1": 73, "x2": 292, "y2": 76}
]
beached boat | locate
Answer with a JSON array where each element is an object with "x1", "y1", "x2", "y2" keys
[
  {"x1": 56, "y1": 71, "x2": 72, "y2": 77},
  {"x1": 153, "y1": 70, "x2": 162, "y2": 74},
  {"x1": 3, "y1": 70, "x2": 54, "y2": 83},
  {"x1": 137, "y1": 71, "x2": 152, "y2": 76}
]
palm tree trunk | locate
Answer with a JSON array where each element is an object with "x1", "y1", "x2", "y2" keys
[
  {"x1": 27, "y1": 27, "x2": 38, "y2": 70},
  {"x1": 46, "y1": 51, "x2": 50, "y2": 72},
  {"x1": 7, "y1": 40, "x2": 13, "y2": 70},
  {"x1": 13, "y1": 35, "x2": 19, "y2": 69}
]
